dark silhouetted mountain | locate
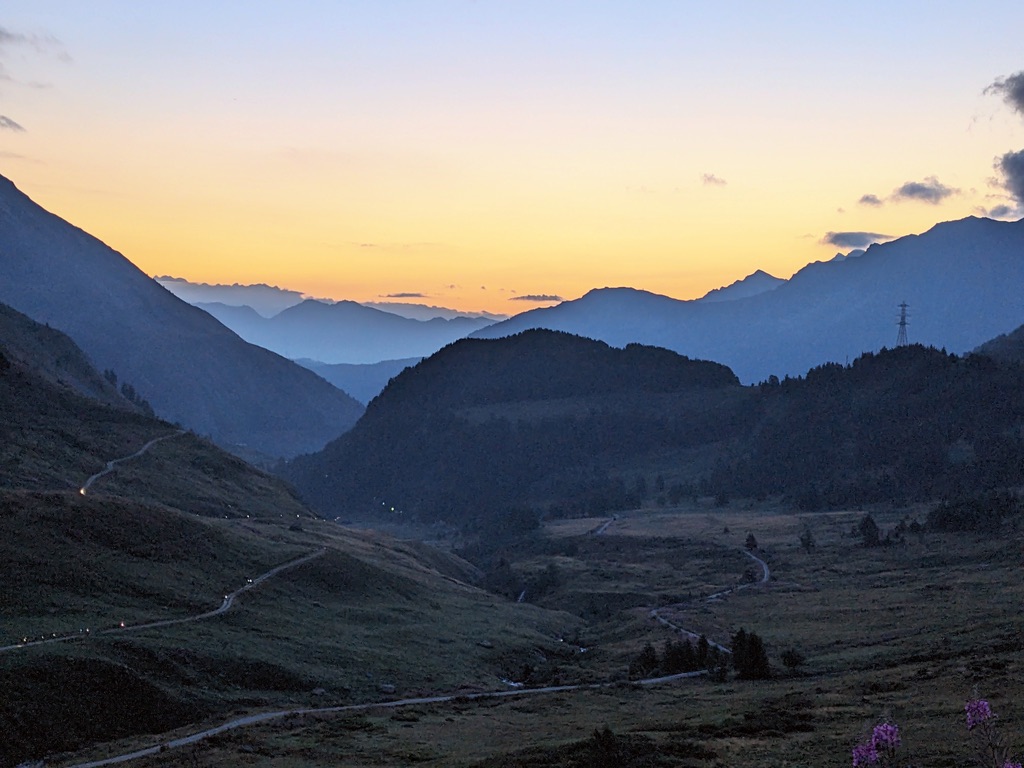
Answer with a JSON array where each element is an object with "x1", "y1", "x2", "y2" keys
[
  {"x1": 197, "y1": 298, "x2": 495, "y2": 364},
  {"x1": 975, "y1": 322, "x2": 1024, "y2": 364},
  {"x1": 0, "y1": 174, "x2": 362, "y2": 459},
  {"x1": 0, "y1": 301, "x2": 127, "y2": 409},
  {"x1": 697, "y1": 269, "x2": 785, "y2": 303},
  {"x1": 296, "y1": 357, "x2": 421, "y2": 404},
  {"x1": 473, "y1": 217, "x2": 1024, "y2": 383},
  {"x1": 712, "y1": 345, "x2": 1024, "y2": 508},
  {"x1": 285, "y1": 330, "x2": 744, "y2": 524},
  {"x1": 286, "y1": 333, "x2": 1024, "y2": 529}
]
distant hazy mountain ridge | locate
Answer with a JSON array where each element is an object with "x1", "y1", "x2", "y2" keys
[
  {"x1": 0, "y1": 174, "x2": 363, "y2": 459},
  {"x1": 196, "y1": 298, "x2": 495, "y2": 365},
  {"x1": 473, "y1": 217, "x2": 1024, "y2": 383}
]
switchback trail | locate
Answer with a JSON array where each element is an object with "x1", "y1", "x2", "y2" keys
[
  {"x1": 53, "y1": 546, "x2": 771, "y2": 768},
  {"x1": 0, "y1": 549, "x2": 326, "y2": 654},
  {"x1": 650, "y1": 547, "x2": 771, "y2": 653},
  {"x1": 80, "y1": 430, "x2": 185, "y2": 494}
]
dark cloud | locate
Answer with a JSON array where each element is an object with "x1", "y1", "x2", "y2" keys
[
  {"x1": 821, "y1": 231, "x2": 893, "y2": 249},
  {"x1": 996, "y1": 149, "x2": 1024, "y2": 206},
  {"x1": 509, "y1": 294, "x2": 563, "y2": 303},
  {"x1": 984, "y1": 204, "x2": 1018, "y2": 219},
  {"x1": 0, "y1": 27, "x2": 29, "y2": 47},
  {"x1": 986, "y1": 71, "x2": 1024, "y2": 117},
  {"x1": 858, "y1": 194, "x2": 883, "y2": 207},
  {"x1": 382, "y1": 292, "x2": 427, "y2": 299},
  {"x1": 891, "y1": 176, "x2": 957, "y2": 204},
  {"x1": 702, "y1": 173, "x2": 727, "y2": 186},
  {"x1": 0, "y1": 115, "x2": 25, "y2": 131}
]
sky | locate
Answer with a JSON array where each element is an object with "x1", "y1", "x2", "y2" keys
[{"x1": 2, "y1": 2, "x2": 1023, "y2": 314}]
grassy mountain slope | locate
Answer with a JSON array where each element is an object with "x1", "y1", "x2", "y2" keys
[{"x1": 0, "y1": 317, "x2": 576, "y2": 767}]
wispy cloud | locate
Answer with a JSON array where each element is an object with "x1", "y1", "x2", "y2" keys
[
  {"x1": 891, "y1": 176, "x2": 958, "y2": 204},
  {"x1": 701, "y1": 173, "x2": 727, "y2": 186},
  {"x1": 985, "y1": 71, "x2": 1024, "y2": 117},
  {"x1": 381, "y1": 292, "x2": 427, "y2": 299},
  {"x1": 822, "y1": 231, "x2": 893, "y2": 249},
  {"x1": 510, "y1": 294, "x2": 563, "y2": 303},
  {"x1": 856, "y1": 177, "x2": 957, "y2": 207},
  {"x1": 0, "y1": 115, "x2": 25, "y2": 131}
]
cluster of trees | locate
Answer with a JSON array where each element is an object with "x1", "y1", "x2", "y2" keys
[
  {"x1": 927, "y1": 491, "x2": 1021, "y2": 532},
  {"x1": 628, "y1": 636, "x2": 725, "y2": 679},
  {"x1": 103, "y1": 369, "x2": 154, "y2": 417},
  {"x1": 628, "y1": 629, "x2": 775, "y2": 681},
  {"x1": 731, "y1": 629, "x2": 771, "y2": 679}
]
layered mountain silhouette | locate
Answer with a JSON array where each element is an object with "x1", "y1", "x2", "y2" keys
[
  {"x1": 287, "y1": 330, "x2": 1024, "y2": 528},
  {"x1": 473, "y1": 217, "x2": 1024, "y2": 383},
  {"x1": 195, "y1": 298, "x2": 495, "y2": 364},
  {"x1": 0, "y1": 301, "x2": 128, "y2": 409},
  {"x1": 296, "y1": 357, "x2": 421, "y2": 405},
  {"x1": 0, "y1": 174, "x2": 362, "y2": 459}
]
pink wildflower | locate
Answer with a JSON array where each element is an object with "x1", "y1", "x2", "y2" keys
[
  {"x1": 872, "y1": 722, "x2": 901, "y2": 751},
  {"x1": 852, "y1": 741, "x2": 878, "y2": 766},
  {"x1": 1003, "y1": 762, "x2": 1022, "y2": 768},
  {"x1": 966, "y1": 699, "x2": 995, "y2": 730}
]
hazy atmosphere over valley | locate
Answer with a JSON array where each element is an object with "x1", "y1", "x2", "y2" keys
[{"x1": 3, "y1": 3, "x2": 1024, "y2": 767}]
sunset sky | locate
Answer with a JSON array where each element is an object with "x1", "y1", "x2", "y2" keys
[{"x1": 2, "y1": 2, "x2": 1023, "y2": 314}]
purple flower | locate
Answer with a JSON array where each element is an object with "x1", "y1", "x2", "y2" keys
[
  {"x1": 852, "y1": 741, "x2": 878, "y2": 766},
  {"x1": 872, "y1": 722, "x2": 901, "y2": 751},
  {"x1": 966, "y1": 699, "x2": 995, "y2": 730},
  {"x1": 1003, "y1": 762, "x2": 1022, "y2": 768}
]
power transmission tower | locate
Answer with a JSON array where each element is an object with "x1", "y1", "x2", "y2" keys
[{"x1": 896, "y1": 302, "x2": 909, "y2": 346}]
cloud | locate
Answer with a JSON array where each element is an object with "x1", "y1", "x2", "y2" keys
[
  {"x1": 821, "y1": 231, "x2": 893, "y2": 249},
  {"x1": 858, "y1": 194, "x2": 883, "y2": 207},
  {"x1": 994, "y1": 148, "x2": 1024, "y2": 205},
  {"x1": 891, "y1": 176, "x2": 957, "y2": 204},
  {"x1": 509, "y1": 294, "x2": 563, "y2": 303},
  {"x1": 0, "y1": 115, "x2": 25, "y2": 131},
  {"x1": 984, "y1": 204, "x2": 1018, "y2": 219},
  {"x1": 381, "y1": 292, "x2": 427, "y2": 299},
  {"x1": 702, "y1": 173, "x2": 727, "y2": 186},
  {"x1": 986, "y1": 71, "x2": 1024, "y2": 117}
]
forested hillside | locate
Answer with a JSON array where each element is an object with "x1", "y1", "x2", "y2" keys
[
  {"x1": 286, "y1": 330, "x2": 746, "y2": 525},
  {"x1": 287, "y1": 335, "x2": 1024, "y2": 530}
]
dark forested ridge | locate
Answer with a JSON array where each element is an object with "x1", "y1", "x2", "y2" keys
[
  {"x1": 285, "y1": 330, "x2": 746, "y2": 524},
  {"x1": 286, "y1": 333, "x2": 1024, "y2": 530},
  {"x1": 709, "y1": 345, "x2": 1024, "y2": 508}
]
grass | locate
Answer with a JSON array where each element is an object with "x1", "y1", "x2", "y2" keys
[{"x1": 45, "y1": 501, "x2": 1024, "y2": 768}]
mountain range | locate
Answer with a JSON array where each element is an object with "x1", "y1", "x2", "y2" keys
[
  {"x1": 473, "y1": 217, "x2": 1024, "y2": 383},
  {"x1": 195, "y1": 298, "x2": 495, "y2": 364},
  {"x1": 286, "y1": 328, "x2": 1024, "y2": 527},
  {"x1": 0, "y1": 175, "x2": 362, "y2": 459}
]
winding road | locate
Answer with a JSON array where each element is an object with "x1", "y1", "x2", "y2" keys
[
  {"x1": 650, "y1": 547, "x2": 771, "y2": 653},
  {"x1": 80, "y1": 431, "x2": 185, "y2": 494},
  {"x1": 51, "y1": 544, "x2": 771, "y2": 768},
  {"x1": 0, "y1": 549, "x2": 325, "y2": 654}
]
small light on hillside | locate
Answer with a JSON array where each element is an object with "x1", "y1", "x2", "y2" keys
[{"x1": 79, "y1": 488, "x2": 86, "y2": 495}]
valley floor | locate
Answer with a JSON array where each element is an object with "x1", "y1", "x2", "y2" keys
[{"x1": 36, "y1": 502, "x2": 1024, "y2": 768}]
